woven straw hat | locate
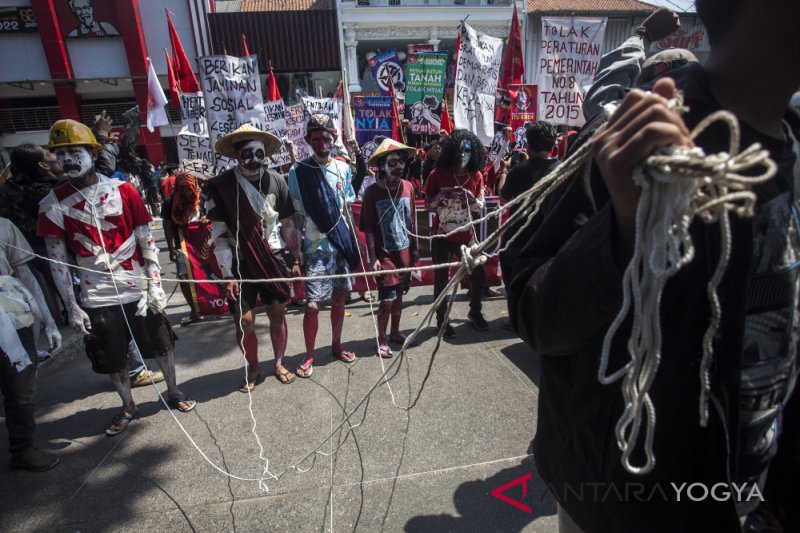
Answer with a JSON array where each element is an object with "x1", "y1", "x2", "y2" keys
[
  {"x1": 214, "y1": 123, "x2": 281, "y2": 159},
  {"x1": 367, "y1": 138, "x2": 416, "y2": 166}
]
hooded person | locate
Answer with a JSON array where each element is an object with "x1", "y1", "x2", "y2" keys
[
  {"x1": 204, "y1": 124, "x2": 300, "y2": 389},
  {"x1": 359, "y1": 139, "x2": 419, "y2": 358},
  {"x1": 38, "y1": 119, "x2": 195, "y2": 436},
  {"x1": 287, "y1": 114, "x2": 359, "y2": 378}
]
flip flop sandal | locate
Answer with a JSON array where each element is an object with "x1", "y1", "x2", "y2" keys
[
  {"x1": 334, "y1": 350, "x2": 356, "y2": 363},
  {"x1": 239, "y1": 380, "x2": 257, "y2": 393},
  {"x1": 275, "y1": 366, "x2": 296, "y2": 384},
  {"x1": 169, "y1": 397, "x2": 197, "y2": 412},
  {"x1": 296, "y1": 363, "x2": 313, "y2": 379},
  {"x1": 180, "y1": 314, "x2": 204, "y2": 327},
  {"x1": 378, "y1": 347, "x2": 393, "y2": 359},
  {"x1": 106, "y1": 411, "x2": 135, "y2": 436}
]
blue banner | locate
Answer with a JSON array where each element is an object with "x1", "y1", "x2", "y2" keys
[
  {"x1": 368, "y1": 49, "x2": 405, "y2": 96},
  {"x1": 353, "y1": 96, "x2": 394, "y2": 162}
]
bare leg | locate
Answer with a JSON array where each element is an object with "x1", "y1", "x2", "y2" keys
[
  {"x1": 265, "y1": 302, "x2": 288, "y2": 368},
  {"x1": 302, "y1": 301, "x2": 319, "y2": 368},
  {"x1": 233, "y1": 309, "x2": 259, "y2": 376},
  {"x1": 331, "y1": 288, "x2": 347, "y2": 353},
  {"x1": 377, "y1": 300, "x2": 392, "y2": 356},
  {"x1": 109, "y1": 368, "x2": 135, "y2": 414}
]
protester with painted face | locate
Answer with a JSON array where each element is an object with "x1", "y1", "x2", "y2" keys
[
  {"x1": 161, "y1": 172, "x2": 207, "y2": 327},
  {"x1": 423, "y1": 129, "x2": 488, "y2": 338},
  {"x1": 38, "y1": 120, "x2": 195, "y2": 436},
  {"x1": 205, "y1": 124, "x2": 300, "y2": 390},
  {"x1": 287, "y1": 114, "x2": 359, "y2": 378},
  {"x1": 359, "y1": 139, "x2": 419, "y2": 358}
]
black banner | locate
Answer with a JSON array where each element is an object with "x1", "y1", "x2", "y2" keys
[{"x1": 0, "y1": 7, "x2": 37, "y2": 33}]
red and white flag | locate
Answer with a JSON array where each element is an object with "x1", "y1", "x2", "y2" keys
[
  {"x1": 146, "y1": 59, "x2": 169, "y2": 132},
  {"x1": 167, "y1": 10, "x2": 200, "y2": 93}
]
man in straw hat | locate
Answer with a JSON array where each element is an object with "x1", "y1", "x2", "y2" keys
[
  {"x1": 359, "y1": 138, "x2": 419, "y2": 358},
  {"x1": 205, "y1": 124, "x2": 300, "y2": 390},
  {"x1": 38, "y1": 119, "x2": 195, "y2": 437},
  {"x1": 287, "y1": 114, "x2": 360, "y2": 378}
]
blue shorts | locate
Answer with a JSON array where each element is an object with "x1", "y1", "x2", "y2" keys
[{"x1": 304, "y1": 250, "x2": 352, "y2": 302}]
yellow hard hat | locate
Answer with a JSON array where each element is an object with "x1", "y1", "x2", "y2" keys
[{"x1": 48, "y1": 119, "x2": 102, "y2": 150}]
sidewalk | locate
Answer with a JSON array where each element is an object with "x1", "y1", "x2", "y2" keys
[{"x1": 0, "y1": 233, "x2": 558, "y2": 532}]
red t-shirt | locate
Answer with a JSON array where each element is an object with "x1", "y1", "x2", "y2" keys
[
  {"x1": 359, "y1": 179, "x2": 417, "y2": 288},
  {"x1": 422, "y1": 169, "x2": 484, "y2": 243},
  {"x1": 38, "y1": 177, "x2": 152, "y2": 306}
]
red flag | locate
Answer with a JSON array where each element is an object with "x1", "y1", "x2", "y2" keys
[
  {"x1": 335, "y1": 80, "x2": 343, "y2": 99},
  {"x1": 241, "y1": 34, "x2": 250, "y2": 56},
  {"x1": 388, "y1": 81, "x2": 400, "y2": 142},
  {"x1": 440, "y1": 99, "x2": 454, "y2": 133},
  {"x1": 166, "y1": 11, "x2": 200, "y2": 93},
  {"x1": 164, "y1": 48, "x2": 180, "y2": 108},
  {"x1": 267, "y1": 66, "x2": 281, "y2": 101},
  {"x1": 500, "y1": 3, "x2": 525, "y2": 89}
]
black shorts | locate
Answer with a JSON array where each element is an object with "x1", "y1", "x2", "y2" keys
[
  {"x1": 228, "y1": 257, "x2": 288, "y2": 315},
  {"x1": 84, "y1": 302, "x2": 176, "y2": 374}
]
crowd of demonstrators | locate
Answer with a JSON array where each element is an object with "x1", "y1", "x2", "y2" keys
[
  {"x1": 161, "y1": 172, "x2": 207, "y2": 327},
  {"x1": 206, "y1": 124, "x2": 299, "y2": 390},
  {"x1": 360, "y1": 139, "x2": 419, "y2": 358},
  {"x1": 287, "y1": 115, "x2": 359, "y2": 378},
  {"x1": 507, "y1": 0, "x2": 799, "y2": 531},
  {"x1": 38, "y1": 120, "x2": 194, "y2": 437},
  {"x1": 424, "y1": 129, "x2": 488, "y2": 338}
]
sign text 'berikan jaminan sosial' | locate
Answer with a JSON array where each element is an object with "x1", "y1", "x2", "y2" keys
[{"x1": 535, "y1": 17, "x2": 606, "y2": 127}]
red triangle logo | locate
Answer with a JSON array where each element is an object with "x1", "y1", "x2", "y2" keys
[{"x1": 490, "y1": 473, "x2": 533, "y2": 514}]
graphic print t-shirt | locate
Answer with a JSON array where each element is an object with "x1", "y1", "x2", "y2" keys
[
  {"x1": 360, "y1": 180, "x2": 417, "y2": 288},
  {"x1": 423, "y1": 169, "x2": 484, "y2": 243}
]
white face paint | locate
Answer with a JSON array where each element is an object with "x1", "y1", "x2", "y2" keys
[
  {"x1": 382, "y1": 153, "x2": 406, "y2": 182},
  {"x1": 236, "y1": 139, "x2": 266, "y2": 177},
  {"x1": 54, "y1": 146, "x2": 94, "y2": 180}
]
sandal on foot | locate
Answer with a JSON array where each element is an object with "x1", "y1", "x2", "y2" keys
[
  {"x1": 106, "y1": 411, "x2": 135, "y2": 436},
  {"x1": 239, "y1": 371, "x2": 259, "y2": 393},
  {"x1": 334, "y1": 350, "x2": 356, "y2": 363},
  {"x1": 378, "y1": 347, "x2": 393, "y2": 359},
  {"x1": 169, "y1": 397, "x2": 196, "y2": 412},
  {"x1": 180, "y1": 314, "x2": 204, "y2": 326},
  {"x1": 296, "y1": 362, "x2": 313, "y2": 378},
  {"x1": 276, "y1": 366, "x2": 296, "y2": 384}
]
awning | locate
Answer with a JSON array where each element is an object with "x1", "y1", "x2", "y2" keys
[{"x1": 207, "y1": 11, "x2": 341, "y2": 73}]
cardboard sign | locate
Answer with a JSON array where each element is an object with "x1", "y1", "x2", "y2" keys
[
  {"x1": 454, "y1": 23, "x2": 504, "y2": 146},
  {"x1": 535, "y1": 17, "x2": 606, "y2": 126}
]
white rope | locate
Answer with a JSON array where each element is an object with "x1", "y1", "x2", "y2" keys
[{"x1": 598, "y1": 108, "x2": 777, "y2": 475}]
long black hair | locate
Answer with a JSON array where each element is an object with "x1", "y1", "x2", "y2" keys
[{"x1": 435, "y1": 129, "x2": 486, "y2": 173}]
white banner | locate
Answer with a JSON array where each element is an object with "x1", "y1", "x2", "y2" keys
[
  {"x1": 179, "y1": 92, "x2": 207, "y2": 135},
  {"x1": 454, "y1": 23, "x2": 504, "y2": 146},
  {"x1": 285, "y1": 103, "x2": 312, "y2": 160},
  {"x1": 535, "y1": 17, "x2": 607, "y2": 127},
  {"x1": 301, "y1": 96, "x2": 347, "y2": 155},
  {"x1": 199, "y1": 54, "x2": 269, "y2": 162},
  {"x1": 263, "y1": 99, "x2": 292, "y2": 168}
]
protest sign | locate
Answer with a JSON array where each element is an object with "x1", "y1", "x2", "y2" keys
[
  {"x1": 408, "y1": 43, "x2": 434, "y2": 55},
  {"x1": 368, "y1": 49, "x2": 405, "y2": 96},
  {"x1": 509, "y1": 84, "x2": 538, "y2": 149},
  {"x1": 353, "y1": 96, "x2": 394, "y2": 161},
  {"x1": 494, "y1": 88, "x2": 512, "y2": 127},
  {"x1": 263, "y1": 98, "x2": 292, "y2": 168},
  {"x1": 285, "y1": 103, "x2": 312, "y2": 160},
  {"x1": 535, "y1": 17, "x2": 606, "y2": 126},
  {"x1": 180, "y1": 222, "x2": 229, "y2": 316},
  {"x1": 486, "y1": 131, "x2": 510, "y2": 175},
  {"x1": 301, "y1": 96, "x2": 348, "y2": 155},
  {"x1": 405, "y1": 52, "x2": 447, "y2": 135},
  {"x1": 177, "y1": 133, "x2": 235, "y2": 171},
  {"x1": 181, "y1": 158, "x2": 231, "y2": 180},
  {"x1": 179, "y1": 92, "x2": 207, "y2": 135},
  {"x1": 198, "y1": 54, "x2": 269, "y2": 160},
  {"x1": 454, "y1": 23, "x2": 504, "y2": 146}
]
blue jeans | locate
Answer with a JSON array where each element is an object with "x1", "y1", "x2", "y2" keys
[{"x1": 0, "y1": 327, "x2": 38, "y2": 455}]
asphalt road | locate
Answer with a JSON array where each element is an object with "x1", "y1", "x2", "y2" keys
[{"x1": 0, "y1": 225, "x2": 558, "y2": 532}]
